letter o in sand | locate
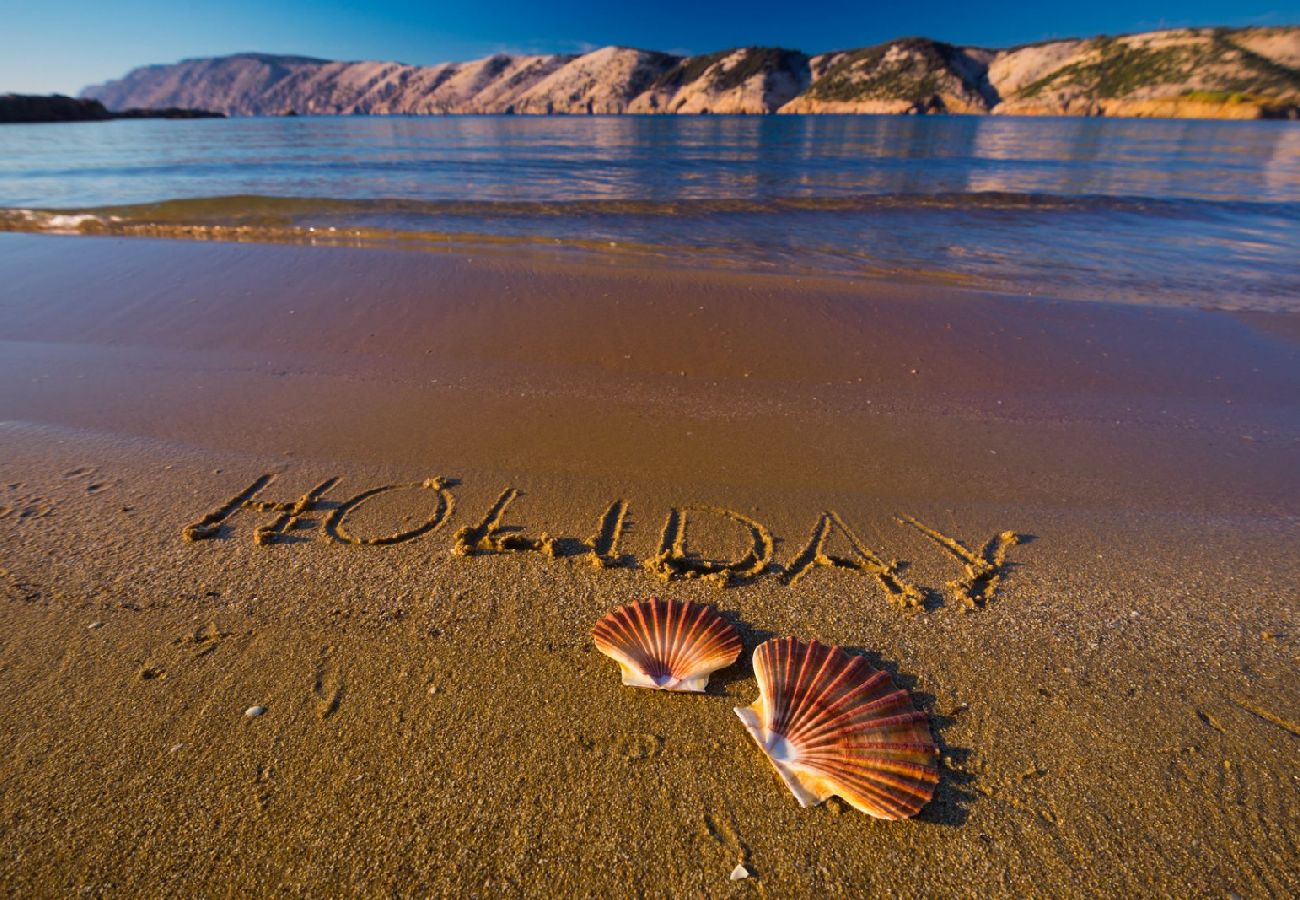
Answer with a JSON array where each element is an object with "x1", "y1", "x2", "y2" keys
[{"x1": 325, "y1": 478, "x2": 455, "y2": 546}]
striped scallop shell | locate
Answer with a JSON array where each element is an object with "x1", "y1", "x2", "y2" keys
[
  {"x1": 592, "y1": 598, "x2": 741, "y2": 692},
  {"x1": 734, "y1": 637, "x2": 939, "y2": 820}
]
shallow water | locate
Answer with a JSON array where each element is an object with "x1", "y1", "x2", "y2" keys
[{"x1": 2, "y1": 115, "x2": 1298, "y2": 308}]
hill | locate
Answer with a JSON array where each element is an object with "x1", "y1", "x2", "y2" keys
[{"x1": 80, "y1": 27, "x2": 1300, "y2": 119}]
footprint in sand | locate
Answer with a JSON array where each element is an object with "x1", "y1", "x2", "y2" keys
[
  {"x1": 0, "y1": 495, "x2": 54, "y2": 521},
  {"x1": 572, "y1": 731, "x2": 664, "y2": 762},
  {"x1": 612, "y1": 732, "x2": 662, "y2": 762},
  {"x1": 138, "y1": 664, "x2": 167, "y2": 681},
  {"x1": 253, "y1": 764, "x2": 277, "y2": 811},
  {"x1": 313, "y1": 650, "x2": 346, "y2": 720},
  {"x1": 701, "y1": 812, "x2": 754, "y2": 880},
  {"x1": 175, "y1": 621, "x2": 230, "y2": 658},
  {"x1": 61, "y1": 468, "x2": 113, "y2": 494}
]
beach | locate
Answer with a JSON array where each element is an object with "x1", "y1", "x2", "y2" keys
[{"x1": 1, "y1": 231, "x2": 1296, "y2": 895}]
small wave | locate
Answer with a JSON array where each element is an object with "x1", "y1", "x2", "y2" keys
[
  {"x1": 42, "y1": 213, "x2": 113, "y2": 230},
  {"x1": 2, "y1": 209, "x2": 120, "y2": 233},
  {"x1": 0, "y1": 206, "x2": 692, "y2": 267},
  {"x1": 3, "y1": 190, "x2": 1295, "y2": 232}
]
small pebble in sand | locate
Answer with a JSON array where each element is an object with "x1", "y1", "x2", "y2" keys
[
  {"x1": 88, "y1": 621, "x2": 103, "y2": 630},
  {"x1": 245, "y1": 706, "x2": 266, "y2": 718},
  {"x1": 729, "y1": 864, "x2": 750, "y2": 881},
  {"x1": 427, "y1": 684, "x2": 441, "y2": 695}
]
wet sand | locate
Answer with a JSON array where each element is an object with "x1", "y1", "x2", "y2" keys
[{"x1": 0, "y1": 233, "x2": 1297, "y2": 896}]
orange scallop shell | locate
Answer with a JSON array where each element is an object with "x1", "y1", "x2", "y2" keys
[
  {"x1": 592, "y1": 598, "x2": 742, "y2": 692},
  {"x1": 734, "y1": 637, "x2": 939, "y2": 819}
]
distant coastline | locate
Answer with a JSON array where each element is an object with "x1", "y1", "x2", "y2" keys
[
  {"x1": 0, "y1": 94, "x2": 222, "y2": 124},
  {"x1": 79, "y1": 26, "x2": 1300, "y2": 120}
]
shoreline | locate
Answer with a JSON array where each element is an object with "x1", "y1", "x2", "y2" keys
[{"x1": 2, "y1": 223, "x2": 1296, "y2": 314}]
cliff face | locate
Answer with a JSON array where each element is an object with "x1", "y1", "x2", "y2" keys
[
  {"x1": 81, "y1": 27, "x2": 1300, "y2": 119},
  {"x1": 512, "y1": 47, "x2": 678, "y2": 114}
]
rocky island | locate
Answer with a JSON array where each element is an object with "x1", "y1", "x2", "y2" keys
[{"x1": 0, "y1": 94, "x2": 222, "y2": 124}]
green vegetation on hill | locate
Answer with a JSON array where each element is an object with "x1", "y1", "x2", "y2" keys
[
  {"x1": 805, "y1": 38, "x2": 961, "y2": 102},
  {"x1": 1179, "y1": 89, "x2": 1259, "y2": 104},
  {"x1": 1217, "y1": 35, "x2": 1300, "y2": 95},
  {"x1": 710, "y1": 48, "x2": 805, "y2": 92},
  {"x1": 1018, "y1": 38, "x2": 1197, "y2": 99},
  {"x1": 479, "y1": 55, "x2": 513, "y2": 81},
  {"x1": 650, "y1": 47, "x2": 805, "y2": 93},
  {"x1": 651, "y1": 51, "x2": 730, "y2": 90},
  {"x1": 1016, "y1": 31, "x2": 1300, "y2": 100},
  {"x1": 624, "y1": 51, "x2": 680, "y2": 97}
]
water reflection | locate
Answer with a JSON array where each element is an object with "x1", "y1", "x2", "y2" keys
[
  {"x1": 4, "y1": 115, "x2": 1298, "y2": 207},
  {"x1": 0, "y1": 115, "x2": 1297, "y2": 308}
]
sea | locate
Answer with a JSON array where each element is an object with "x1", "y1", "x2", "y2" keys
[{"x1": 2, "y1": 114, "x2": 1297, "y2": 309}]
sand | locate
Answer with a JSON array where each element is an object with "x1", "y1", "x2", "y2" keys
[{"x1": 0, "y1": 232, "x2": 1297, "y2": 896}]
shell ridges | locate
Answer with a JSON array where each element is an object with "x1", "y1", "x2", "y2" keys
[
  {"x1": 592, "y1": 598, "x2": 742, "y2": 693},
  {"x1": 735, "y1": 637, "x2": 939, "y2": 820}
]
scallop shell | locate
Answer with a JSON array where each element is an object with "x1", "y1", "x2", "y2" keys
[
  {"x1": 734, "y1": 637, "x2": 939, "y2": 820},
  {"x1": 592, "y1": 598, "x2": 741, "y2": 692}
]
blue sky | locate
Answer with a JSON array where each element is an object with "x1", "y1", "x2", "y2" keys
[{"x1": 4, "y1": 0, "x2": 1298, "y2": 95}]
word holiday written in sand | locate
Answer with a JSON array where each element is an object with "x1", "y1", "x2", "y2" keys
[{"x1": 183, "y1": 474, "x2": 1023, "y2": 611}]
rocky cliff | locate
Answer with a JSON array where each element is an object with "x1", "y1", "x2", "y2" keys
[{"x1": 81, "y1": 27, "x2": 1300, "y2": 119}]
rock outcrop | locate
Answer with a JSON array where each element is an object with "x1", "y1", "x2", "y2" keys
[{"x1": 80, "y1": 26, "x2": 1300, "y2": 119}]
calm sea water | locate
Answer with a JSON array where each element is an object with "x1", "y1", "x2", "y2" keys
[{"x1": 2, "y1": 115, "x2": 1298, "y2": 308}]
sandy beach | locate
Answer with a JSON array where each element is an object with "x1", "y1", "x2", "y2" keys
[{"x1": 0, "y1": 231, "x2": 1297, "y2": 895}]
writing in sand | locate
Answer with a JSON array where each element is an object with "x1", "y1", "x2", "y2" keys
[{"x1": 183, "y1": 473, "x2": 1024, "y2": 611}]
